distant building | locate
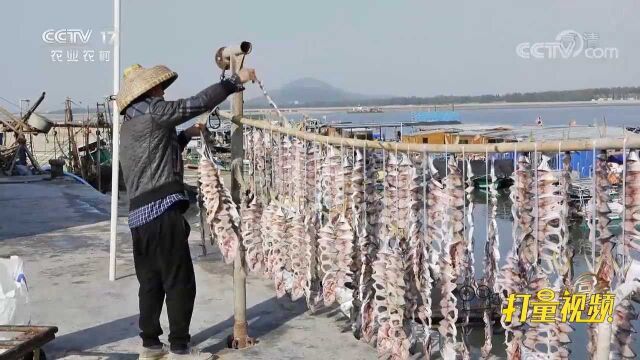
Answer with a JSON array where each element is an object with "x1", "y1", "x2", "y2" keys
[{"x1": 401, "y1": 124, "x2": 513, "y2": 144}]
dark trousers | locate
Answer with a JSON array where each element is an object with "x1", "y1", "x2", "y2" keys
[{"x1": 131, "y1": 206, "x2": 196, "y2": 351}]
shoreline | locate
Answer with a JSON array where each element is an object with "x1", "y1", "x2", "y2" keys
[{"x1": 246, "y1": 100, "x2": 640, "y2": 113}]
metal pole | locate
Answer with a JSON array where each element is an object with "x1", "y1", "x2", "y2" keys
[
  {"x1": 96, "y1": 129, "x2": 102, "y2": 192},
  {"x1": 109, "y1": 0, "x2": 121, "y2": 281},
  {"x1": 230, "y1": 55, "x2": 251, "y2": 348}
]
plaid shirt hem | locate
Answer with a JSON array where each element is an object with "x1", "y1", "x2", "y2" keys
[{"x1": 128, "y1": 193, "x2": 189, "y2": 228}]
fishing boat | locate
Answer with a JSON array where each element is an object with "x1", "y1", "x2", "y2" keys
[{"x1": 346, "y1": 106, "x2": 383, "y2": 114}]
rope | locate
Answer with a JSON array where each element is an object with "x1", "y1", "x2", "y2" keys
[{"x1": 256, "y1": 79, "x2": 288, "y2": 125}]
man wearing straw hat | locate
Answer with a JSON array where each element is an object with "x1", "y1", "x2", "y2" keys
[{"x1": 117, "y1": 64, "x2": 256, "y2": 359}]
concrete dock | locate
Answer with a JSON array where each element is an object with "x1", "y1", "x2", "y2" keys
[{"x1": 0, "y1": 176, "x2": 375, "y2": 359}]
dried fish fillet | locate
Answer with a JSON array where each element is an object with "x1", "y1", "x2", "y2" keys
[
  {"x1": 199, "y1": 156, "x2": 241, "y2": 264},
  {"x1": 360, "y1": 150, "x2": 383, "y2": 344},
  {"x1": 481, "y1": 159, "x2": 500, "y2": 359},
  {"x1": 624, "y1": 150, "x2": 640, "y2": 259},
  {"x1": 242, "y1": 192, "x2": 264, "y2": 272},
  {"x1": 350, "y1": 149, "x2": 366, "y2": 336},
  {"x1": 271, "y1": 207, "x2": 290, "y2": 298},
  {"x1": 511, "y1": 155, "x2": 536, "y2": 269},
  {"x1": 304, "y1": 142, "x2": 323, "y2": 310},
  {"x1": 373, "y1": 236, "x2": 410, "y2": 360},
  {"x1": 536, "y1": 155, "x2": 563, "y2": 275}
]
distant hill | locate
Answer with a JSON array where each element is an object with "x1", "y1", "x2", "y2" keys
[
  {"x1": 245, "y1": 77, "x2": 382, "y2": 108},
  {"x1": 42, "y1": 83, "x2": 640, "y2": 113},
  {"x1": 247, "y1": 83, "x2": 640, "y2": 108}
]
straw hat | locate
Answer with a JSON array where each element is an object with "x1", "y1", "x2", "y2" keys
[{"x1": 116, "y1": 64, "x2": 178, "y2": 114}]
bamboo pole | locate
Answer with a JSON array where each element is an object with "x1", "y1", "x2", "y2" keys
[{"x1": 220, "y1": 111, "x2": 640, "y2": 153}]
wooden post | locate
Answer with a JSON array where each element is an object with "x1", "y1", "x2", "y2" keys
[{"x1": 230, "y1": 54, "x2": 251, "y2": 348}]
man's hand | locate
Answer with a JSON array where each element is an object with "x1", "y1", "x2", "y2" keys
[
  {"x1": 183, "y1": 123, "x2": 205, "y2": 138},
  {"x1": 237, "y1": 68, "x2": 257, "y2": 84}
]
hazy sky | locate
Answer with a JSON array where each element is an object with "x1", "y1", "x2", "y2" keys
[{"x1": 2, "y1": 0, "x2": 639, "y2": 111}]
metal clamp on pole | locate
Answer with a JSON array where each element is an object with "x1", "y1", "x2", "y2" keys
[
  {"x1": 216, "y1": 41, "x2": 255, "y2": 349},
  {"x1": 215, "y1": 41, "x2": 252, "y2": 71}
]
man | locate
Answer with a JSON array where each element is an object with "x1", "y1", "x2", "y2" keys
[{"x1": 117, "y1": 63, "x2": 256, "y2": 359}]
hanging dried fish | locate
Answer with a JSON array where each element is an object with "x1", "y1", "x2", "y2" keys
[
  {"x1": 587, "y1": 151, "x2": 615, "y2": 278},
  {"x1": 272, "y1": 207, "x2": 290, "y2": 298},
  {"x1": 376, "y1": 243, "x2": 411, "y2": 360},
  {"x1": 521, "y1": 162, "x2": 554, "y2": 360},
  {"x1": 318, "y1": 219, "x2": 337, "y2": 305},
  {"x1": 335, "y1": 150, "x2": 355, "y2": 304},
  {"x1": 262, "y1": 130, "x2": 274, "y2": 194},
  {"x1": 624, "y1": 150, "x2": 640, "y2": 260},
  {"x1": 342, "y1": 149, "x2": 355, "y2": 225},
  {"x1": 371, "y1": 244, "x2": 390, "y2": 348},
  {"x1": 371, "y1": 151, "x2": 402, "y2": 350},
  {"x1": 394, "y1": 153, "x2": 421, "y2": 324},
  {"x1": 304, "y1": 141, "x2": 323, "y2": 310},
  {"x1": 241, "y1": 130, "x2": 265, "y2": 272},
  {"x1": 606, "y1": 150, "x2": 640, "y2": 359},
  {"x1": 279, "y1": 135, "x2": 295, "y2": 203},
  {"x1": 426, "y1": 156, "x2": 445, "y2": 279},
  {"x1": 334, "y1": 213, "x2": 354, "y2": 297},
  {"x1": 360, "y1": 150, "x2": 383, "y2": 344},
  {"x1": 260, "y1": 204, "x2": 276, "y2": 278},
  {"x1": 242, "y1": 192, "x2": 264, "y2": 272},
  {"x1": 445, "y1": 156, "x2": 467, "y2": 281},
  {"x1": 464, "y1": 158, "x2": 476, "y2": 283},
  {"x1": 289, "y1": 138, "x2": 309, "y2": 301},
  {"x1": 550, "y1": 282, "x2": 573, "y2": 360},
  {"x1": 199, "y1": 155, "x2": 241, "y2": 264},
  {"x1": 611, "y1": 299, "x2": 638, "y2": 359},
  {"x1": 499, "y1": 154, "x2": 537, "y2": 360},
  {"x1": 499, "y1": 252, "x2": 526, "y2": 360},
  {"x1": 608, "y1": 260, "x2": 640, "y2": 359},
  {"x1": 521, "y1": 268, "x2": 551, "y2": 356},
  {"x1": 317, "y1": 145, "x2": 343, "y2": 305},
  {"x1": 481, "y1": 159, "x2": 500, "y2": 359},
  {"x1": 458, "y1": 156, "x2": 475, "y2": 360},
  {"x1": 512, "y1": 155, "x2": 536, "y2": 269},
  {"x1": 406, "y1": 153, "x2": 426, "y2": 320},
  {"x1": 351, "y1": 148, "x2": 366, "y2": 336},
  {"x1": 412, "y1": 153, "x2": 435, "y2": 358},
  {"x1": 321, "y1": 145, "x2": 341, "y2": 220},
  {"x1": 559, "y1": 151, "x2": 574, "y2": 288},
  {"x1": 438, "y1": 155, "x2": 463, "y2": 359},
  {"x1": 536, "y1": 155, "x2": 563, "y2": 275}
]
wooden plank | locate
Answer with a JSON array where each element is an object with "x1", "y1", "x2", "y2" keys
[{"x1": 0, "y1": 326, "x2": 57, "y2": 360}]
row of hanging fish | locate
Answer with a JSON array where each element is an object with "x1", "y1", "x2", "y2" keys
[{"x1": 199, "y1": 127, "x2": 640, "y2": 360}]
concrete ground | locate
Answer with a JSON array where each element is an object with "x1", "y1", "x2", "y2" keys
[{"x1": 0, "y1": 177, "x2": 376, "y2": 359}]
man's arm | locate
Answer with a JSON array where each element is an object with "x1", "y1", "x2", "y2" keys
[
  {"x1": 150, "y1": 75, "x2": 243, "y2": 128},
  {"x1": 177, "y1": 131, "x2": 191, "y2": 152}
]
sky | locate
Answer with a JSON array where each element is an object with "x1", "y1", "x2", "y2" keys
[{"x1": 2, "y1": 0, "x2": 639, "y2": 111}]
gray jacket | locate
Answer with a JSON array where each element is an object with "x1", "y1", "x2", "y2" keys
[{"x1": 120, "y1": 79, "x2": 239, "y2": 210}]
